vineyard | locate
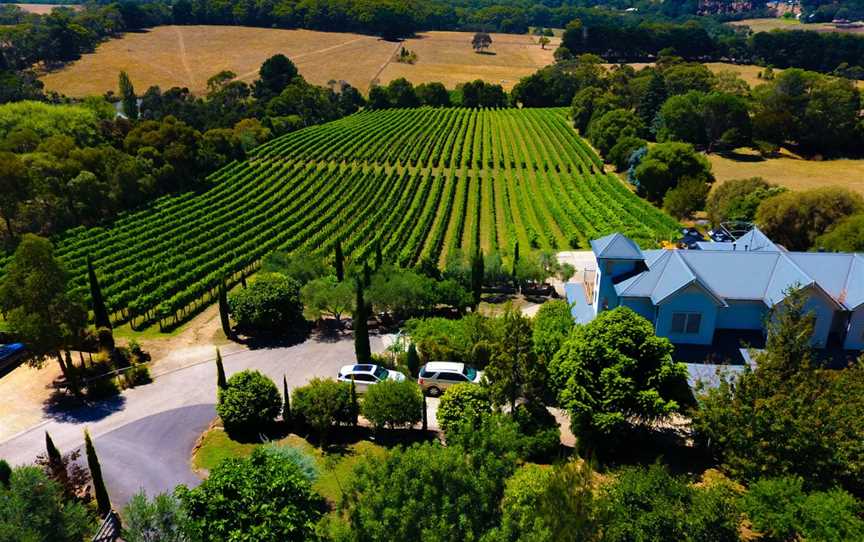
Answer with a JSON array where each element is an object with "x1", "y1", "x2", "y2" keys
[{"x1": 0, "y1": 108, "x2": 679, "y2": 329}]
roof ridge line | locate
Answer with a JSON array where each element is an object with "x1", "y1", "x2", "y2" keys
[{"x1": 761, "y1": 253, "x2": 783, "y2": 301}]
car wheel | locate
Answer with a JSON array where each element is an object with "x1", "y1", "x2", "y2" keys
[{"x1": 427, "y1": 386, "x2": 441, "y2": 397}]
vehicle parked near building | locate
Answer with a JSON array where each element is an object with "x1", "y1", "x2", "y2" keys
[
  {"x1": 337, "y1": 363, "x2": 405, "y2": 392},
  {"x1": 0, "y1": 343, "x2": 26, "y2": 373},
  {"x1": 418, "y1": 362, "x2": 483, "y2": 397}
]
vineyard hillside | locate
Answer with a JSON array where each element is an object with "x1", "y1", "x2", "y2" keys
[{"x1": 0, "y1": 108, "x2": 679, "y2": 329}]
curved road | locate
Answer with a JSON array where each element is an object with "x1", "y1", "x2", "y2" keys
[{"x1": 0, "y1": 335, "x2": 380, "y2": 506}]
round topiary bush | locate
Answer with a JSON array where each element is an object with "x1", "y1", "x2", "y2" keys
[
  {"x1": 436, "y1": 383, "x2": 492, "y2": 434},
  {"x1": 361, "y1": 380, "x2": 423, "y2": 430},
  {"x1": 227, "y1": 273, "x2": 304, "y2": 334},
  {"x1": 217, "y1": 370, "x2": 282, "y2": 438},
  {"x1": 291, "y1": 378, "x2": 355, "y2": 444}
]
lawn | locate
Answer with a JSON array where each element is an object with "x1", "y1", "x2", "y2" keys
[
  {"x1": 192, "y1": 426, "x2": 388, "y2": 503},
  {"x1": 40, "y1": 26, "x2": 557, "y2": 97},
  {"x1": 708, "y1": 147, "x2": 864, "y2": 197}
]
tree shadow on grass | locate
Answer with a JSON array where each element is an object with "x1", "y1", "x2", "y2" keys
[
  {"x1": 716, "y1": 150, "x2": 767, "y2": 163},
  {"x1": 592, "y1": 425, "x2": 714, "y2": 477},
  {"x1": 42, "y1": 391, "x2": 127, "y2": 424}
]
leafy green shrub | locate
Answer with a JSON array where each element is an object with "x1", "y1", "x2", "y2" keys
[
  {"x1": 291, "y1": 378, "x2": 355, "y2": 443},
  {"x1": 361, "y1": 379, "x2": 423, "y2": 430},
  {"x1": 216, "y1": 370, "x2": 282, "y2": 438},
  {"x1": 512, "y1": 402, "x2": 561, "y2": 461},
  {"x1": 743, "y1": 477, "x2": 864, "y2": 542},
  {"x1": 176, "y1": 447, "x2": 326, "y2": 542},
  {"x1": 120, "y1": 363, "x2": 151, "y2": 389},
  {"x1": 122, "y1": 491, "x2": 191, "y2": 542},
  {"x1": 436, "y1": 383, "x2": 493, "y2": 434},
  {"x1": 587, "y1": 108, "x2": 645, "y2": 156},
  {"x1": 259, "y1": 443, "x2": 319, "y2": 482},
  {"x1": 607, "y1": 136, "x2": 647, "y2": 172},
  {"x1": 0, "y1": 466, "x2": 92, "y2": 542},
  {"x1": 227, "y1": 273, "x2": 304, "y2": 334},
  {"x1": 342, "y1": 442, "x2": 514, "y2": 541},
  {"x1": 599, "y1": 464, "x2": 740, "y2": 542},
  {"x1": 549, "y1": 307, "x2": 689, "y2": 448}
]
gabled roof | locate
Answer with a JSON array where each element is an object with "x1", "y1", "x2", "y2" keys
[
  {"x1": 607, "y1": 231, "x2": 864, "y2": 310},
  {"x1": 694, "y1": 226, "x2": 780, "y2": 252},
  {"x1": 591, "y1": 233, "x2": 644, "y2": 260}
]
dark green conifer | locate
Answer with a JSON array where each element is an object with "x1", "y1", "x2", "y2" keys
[
  {"x1": 406, "y1": 343, "x2": 420, "y2": 377},
  {"x1": 216, "y1": 349, "x2": 227, "y2": 390},
  {"x1": 374, "y1": 239, "x2": 383, "y2": 270},
  {"x1": 0, "y1": 459, "x2": 10, "y2": 488},
  {"x1": 335, "y1": 241, "x2": 345, "y2": 282},
  {"x1": 350, "y1": 376, "x2": 358, "y2": 426},
  {"x1": 84, "y1": 429, "x2": 111, "y2": 516},
  {"x1": 218, "y1": 281, "x2": 231, "y2": 338},
  {"x1": 87, "y1": 257, "x2": 111, "y2": 330},
  {"x1": 354, "y1": 282, "x2": 371, "y2": 363},
  {"x1": 282, "y1": 375, "x2": 291, "y2": 429},
  {"x1": 471, "y1": 250, "x2": 484, "y2": 310}
]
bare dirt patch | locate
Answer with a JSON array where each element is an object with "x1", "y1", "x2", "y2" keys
[
  {"x1": 380, "y1": 31, "x2": 558, "y2": 90},
  {"x1": 708, "y1": 147, "x2": 864, "y2": 196}
]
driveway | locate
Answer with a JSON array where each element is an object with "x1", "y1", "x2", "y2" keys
[{"x1": 0, "y1": 335, "x2": 382, "y2": 507}]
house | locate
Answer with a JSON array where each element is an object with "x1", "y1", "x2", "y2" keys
[{"x1": 567, "y1": 229, "x2": 864, "y2": 350}]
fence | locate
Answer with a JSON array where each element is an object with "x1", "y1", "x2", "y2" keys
[{"x1": 92, "y1": 510, "x2": 121, "y2": 542}]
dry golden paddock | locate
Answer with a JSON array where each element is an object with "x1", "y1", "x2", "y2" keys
[
  {"x1": 12, "y1": 3, "x2": 80, "y2": 14},
  {"x1": 40, "y1": 25, "x2": 558, "y2": 96},
  {"x1": 709, "y1": 148, "x2": 864, "y2": 197}
]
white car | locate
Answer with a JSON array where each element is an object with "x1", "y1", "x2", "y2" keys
[{"x1": 337, "y1": 363, "x2": 405, "y2": 392}]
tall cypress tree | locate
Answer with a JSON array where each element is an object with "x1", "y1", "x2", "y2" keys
[
  {"x1": 349, "y1": 376, "x2": 358, "y2": 426},
  {"x1": 0, "y1": 459, "x2": 10, "y2": 488},
  {"x1": 335, "y1": 241, "x2": 345, "y2": 282},
  {"x1": 218, "y1": 281, "x2": 231, "y2": 338},
  {"x1": 354, "y1": 282, "x2": 371, "y2": 363},
  {"x1": 282, "y1": 375, "x2": 291, "y2": 429},
  {"x1": 512, "y1": 241, "x2": 520, "y2": 290},
  {"x1": 45, "y1": 431, "x2": 62, "y2": 466},
  {"x1": 406, "y1": 343, "x2": 420, "y2": 377},
  {"x1": 374, "y1": 239, "x2": 383, "y2": 270},
  {"x1": 87, "y1": 257, "x2": 111, "y2": 330},
  {"x1": 471, "y1": 250, "x2": 484, "y2": 310},
  {"x1": 216, "y1": 348, "x2": 227, "y2": 390},
  {"x1": 363, "y1": 260, "x2": 371, "y2": 288},
  {"x1": 84, "y1": 429, "x2": 111, "y2": 516},
  {"x1": 118, "y1": 71, "x2": 138, "y2": 120},
  {"x1": 421, "y1": 392, "x2": 428, "y2": 432},
  {"x1": 637, "y1": 71, "x2": 667, "y2": 127}
]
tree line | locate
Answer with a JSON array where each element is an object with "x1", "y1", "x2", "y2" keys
[{"x1": 558, "y1": 12, "x2": 864, "y2": 78}]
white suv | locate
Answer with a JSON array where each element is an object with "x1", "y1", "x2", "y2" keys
[
  {"x1": 417, "y1": 362, "x2": 482, "y2": 397},
  {"x1": 337, "y1": 363, "x2": 405, "y2": 392}
]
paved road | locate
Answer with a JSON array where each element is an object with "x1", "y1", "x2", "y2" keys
[{"x1": 0, "y1": 335, "x2": 381, "y2": 506}]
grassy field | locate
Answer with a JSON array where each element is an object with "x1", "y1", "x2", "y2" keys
[
  {"x1": 11, "y1": 3, "x2": 79, "y2": 14},
  {"x1": 379, "y1": 31, "x2": 557, "y2": 90},
  {"x1": 40, "y1": 26, "x2": 556, "y2": 97},
  {"x1": 708, "y1": 148, "x2": 864, "y2": 196},
  {"x1": 730, "y1": 17, "x2": 864, "y2": 34},
  {"x1": 192, "y1": 427, "x2": 387, "y2": 503}
]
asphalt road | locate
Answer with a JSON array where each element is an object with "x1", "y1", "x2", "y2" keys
[{"x1": 0, "y1": 335, "x2": 381, "y2": 507}]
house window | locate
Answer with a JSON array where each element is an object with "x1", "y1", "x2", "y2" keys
[{"x1": 671, "y1": 312, "x2": 702, "y2": 334}]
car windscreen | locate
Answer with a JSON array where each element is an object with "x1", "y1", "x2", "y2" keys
[
  {"x1": 464, "y1": 367, "x2": 477, "y2": 381},
  {"x1": 374, "y1": 366, "x2": 389, "y2": 380}
]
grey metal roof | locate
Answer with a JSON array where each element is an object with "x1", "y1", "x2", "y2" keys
[
  {"x1": 608, "y1": 232, "x2": 864, "y2": 310},
  {"x1": 591, "y1": 233, "x2": 644, "y2": 260},
  {"x1": 694, "y1": 227, "x2": 780, "y2": 252},
  {"x1": 685, "y1": 362, "x2": 750, "y2": 390}
]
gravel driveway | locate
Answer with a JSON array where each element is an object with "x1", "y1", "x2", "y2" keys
[{"x1": 0, "y1": 335, "x2": 382, "y2": 507}]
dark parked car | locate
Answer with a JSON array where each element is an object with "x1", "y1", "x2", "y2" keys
[{"x1": 0, "y1": 343, "x2": 26, "y2": 372}]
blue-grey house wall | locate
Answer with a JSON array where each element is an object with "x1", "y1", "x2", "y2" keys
[
  {"x1": 620, "y1": 297, "x2": 655, "y2": 321},
  {"x1": 655, "y1": 284, "x2": 719, "y2": 345},
  {"x1": 595, "y1": 258, "x2": 639, "y2": 312},
  {"x1": 845, "y1": 308, "x2": 864, "y2": 350},
  {"x1": 716, "y1": 300, "x2": 766, "y2": 330}
]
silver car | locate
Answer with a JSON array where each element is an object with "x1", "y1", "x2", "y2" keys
[{"x1": 417, "y1": 361, "x2": 482, "y2": 397}]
